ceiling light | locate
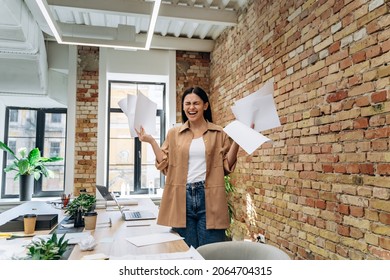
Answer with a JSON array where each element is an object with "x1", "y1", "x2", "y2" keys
[{"x1": 36, "y1": 0, "x2": 162, "y2": 50}]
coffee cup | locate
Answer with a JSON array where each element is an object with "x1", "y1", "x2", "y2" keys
[
  {"x1": 23, "y1": 214, "x2": 37, "y2": 234},
  {"x1": 83, "y1": 212, "x2": 98, "y2": 230}
]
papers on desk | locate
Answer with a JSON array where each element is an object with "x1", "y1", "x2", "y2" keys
[
  {"x1": 118, "y1": 93, "x2": 157, "y2": 138},
  {"x1": 110, "y1": 246, "x2": 204, "y2": 260},
  {"x1": 223, "y1": 79, "x2": 281, "y2": 154},
  {"x1": 126, "y1": 232, "x2": 184, "y2": 247}
]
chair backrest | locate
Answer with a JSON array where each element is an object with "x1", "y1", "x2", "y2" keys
[{"x1": 196, "y1": 241, "x2": 291, "y2": 260}]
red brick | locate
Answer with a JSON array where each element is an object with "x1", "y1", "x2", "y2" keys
[
  {"x1": 350, "y1": 206, "x2": 364, "y2": 217},
  {"x1": 338, "y1": 204, "x2": 350, "y2": 215},
  {"x1": 377, "y1": 164, "x2": 390, "y2": 175},
  {"x1": 352, "y1": 51, "x2": 366, "y2": 63},
  {"x1": 379, "y1": 237, "x2": 390, "y2": 250},
  {"x1": 379, "y1": 212, "x2": 390, "y2": 225},
  {"x1": 371, "y1": 90, "x2": 387, "y2": 103},
  {"x1": 354, "y1": 117, "x2": 369, "y2": 129},
  {"x1": 338, "y1": 225, "x2": 350, "y2": 236},
  {"x1": 327, "y1": 91, "x2": 348, "y2": 102}
]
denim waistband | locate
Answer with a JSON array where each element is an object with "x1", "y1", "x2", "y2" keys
[{"x1": 186, "y1": 180, "x2": 205, "y2": 189}]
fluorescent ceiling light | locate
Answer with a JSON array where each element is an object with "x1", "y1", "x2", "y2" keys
[
  {"x1": 36, "y1": 0, "x2": 62, "y2": 43},
  {"x1": 36, "y1": 0, "x2": 162, "y2": 50},
  {"x1": 145, "y1": 0, "x2": 162, "y2": 50}
]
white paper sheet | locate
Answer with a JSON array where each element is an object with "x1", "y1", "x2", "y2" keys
[
  {"x1": 224, "y1": 79, "x2": 280, "y2": 154},
  {"x1": 118, "y1": 93, "x2": 157, "y2": 137},
  {"x1": 232, "y1": 79, "x2": 280, "y2": 132},
  {"x1": 126, "y1": 232, "x2": 184, "y2": 247},
  {"x1": 224, "y1": 120, "x2": 272, "y2": 154}
]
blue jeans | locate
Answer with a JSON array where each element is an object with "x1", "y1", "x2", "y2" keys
[{"x1": 172, "y1": 181, "x2": 226, "y2": 248}]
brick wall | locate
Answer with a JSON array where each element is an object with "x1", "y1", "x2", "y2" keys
[
  {"x1": 74, "y1": 46, "x2": 99, "y2": 195},
  {"x1": 210, "y1": 0, "x2": 390, "y2": 259},
  {"x1": 176, "y1": 51, "x2": 210, "y2": 123}
]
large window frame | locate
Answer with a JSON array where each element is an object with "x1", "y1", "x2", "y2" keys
[
  {"x1": 1, "y1": 107, "x2": 67, "y2": 199},
  {"x1": 107, "y1": 81, "x2": 166, "y2": 195}
]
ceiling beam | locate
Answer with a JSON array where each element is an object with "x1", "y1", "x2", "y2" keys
[{"x1": 147, "y1": 34, "x2": 214, "y2": 52}]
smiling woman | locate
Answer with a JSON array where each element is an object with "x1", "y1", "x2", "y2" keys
[{"x1": 136, "y1": 86, "x2": 243, "y2": 249}]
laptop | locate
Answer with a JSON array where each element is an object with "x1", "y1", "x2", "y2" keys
[
  {"x1": 110, "y1": 192, "x2": 156, "y2": 221},
  {"x1": 96, "y1": 185, "x2": 114, "y2": 201},
  {"x1": 96, "y1": 185, "x2": 138, "y2": 206}
]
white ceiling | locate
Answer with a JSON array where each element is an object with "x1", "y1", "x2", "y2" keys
[
  {"x1": 27, "y1": 0, "x2": 249, "y2": 52},
  {"x1": 0, "y1": 0, "x2": 248, "y2": 100}
]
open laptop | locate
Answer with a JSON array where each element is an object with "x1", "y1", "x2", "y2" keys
[
  {"x1": 96, "y1": 185, "x2": 114, "y2": 201},
  {"x1": 96, "y1": 185, "x2": 138, "y2": 206},
  {"x1": 110, "y1": 192, "x2": 156, "y2": 221}
]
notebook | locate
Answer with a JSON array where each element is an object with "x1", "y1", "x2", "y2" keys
[
  {"x1": 111, "y1": 192, "x2": 156, "y2": 221},
  {"x1": 96, "y1": 185, "x2": 138, "y2": 206}
]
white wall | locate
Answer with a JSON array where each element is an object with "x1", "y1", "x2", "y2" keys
[{"x1": 96, "y1": 48, "x2": 176, "y2": 188}]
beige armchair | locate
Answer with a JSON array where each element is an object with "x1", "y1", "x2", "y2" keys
[{"x1": 196, "y1": 241, "x2": 291, "y2": 260}]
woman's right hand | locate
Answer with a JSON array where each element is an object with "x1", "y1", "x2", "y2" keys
[{"x1": 135, "y1": 126, "x2": 154, "y2": 143}]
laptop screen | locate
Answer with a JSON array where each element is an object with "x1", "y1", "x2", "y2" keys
[{"x1": 96, "y1": 185, "x2": 114, "y2": 201}]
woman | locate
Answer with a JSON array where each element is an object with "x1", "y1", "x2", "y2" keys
[{"x1": 136, "y1": 87, "x2": 240, "y2": 248}]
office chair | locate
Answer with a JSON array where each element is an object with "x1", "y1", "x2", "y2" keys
[{"x1": 196, "y1": 241, "x2": 291, "y2": 260}]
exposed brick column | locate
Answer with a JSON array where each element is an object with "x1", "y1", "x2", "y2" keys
[
  {"x1": 176, "y1": 51, "x2": 210, "y2": 123},
  {"x1": 74, "y1": 46, "x2": 99, "y2": 195}
]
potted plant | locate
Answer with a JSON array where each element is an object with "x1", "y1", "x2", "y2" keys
[
  {"x1": 0, "y1": 141, "x2": 63, "y2": 201},
  {"x1": 65, "y1": 193, "x2": 97, "y2": 218},
  {"x1": 25, "y1": 233, "x2": 69, "y2": 260}
]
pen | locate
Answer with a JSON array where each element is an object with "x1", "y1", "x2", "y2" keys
[{"x1": 126, "y1": 224, "x2": 151, "y2": 227}]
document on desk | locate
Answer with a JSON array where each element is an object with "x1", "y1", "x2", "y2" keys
[
  {"x1": 126, "y1": 232, "x2": 184, "y2": 247},
  {"x1": 118, "y1": 93, "x2": 157, "y2": 138},
  {"x1": 223, "y1": 79, "x2": 281, "y2": 155}
]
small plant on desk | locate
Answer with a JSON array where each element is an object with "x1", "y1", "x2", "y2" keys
[
  {"x1": 64, "y1": 193, "x2": 96, "y2": 218},
  {"x1": 26, "y1": 233, "x2": 69, "y2": 260}
]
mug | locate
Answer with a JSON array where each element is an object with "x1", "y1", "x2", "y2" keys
[
  {"x1": 23, "y1": 214, "x2": 37, "y2": 234},
  {"x1": 83, "y1": 212, "x2": 98, "y2": 230}
]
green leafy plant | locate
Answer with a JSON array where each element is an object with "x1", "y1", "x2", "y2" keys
[
  {"x1": 26, "y1": 233, "x2": 69, "y2": 260},
  {"x1": 225, "y1": 175, "x2": 236, "y2": 238},
  {"x1": 0, "y1": 141, "x2": 63, "y2": 181},
  {"x1": 65, "y1": 193, "x2": 97, "y2": 217}
]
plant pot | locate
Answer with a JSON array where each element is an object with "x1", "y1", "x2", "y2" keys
[{"x1": 19, "y1": 174, "x2": 34, "y2": 201}]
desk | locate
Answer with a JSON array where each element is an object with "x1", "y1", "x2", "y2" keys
[{"x1": 0, "y1": 198, "x2": 189, "y2": 260}]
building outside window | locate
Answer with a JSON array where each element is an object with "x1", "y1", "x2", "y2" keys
[
  {"x1": 1, "y1": 108, "x2": 67, "y2": 198},
  {"x1": 108, "y1": 82, "x2": 165, "y2": 196}
]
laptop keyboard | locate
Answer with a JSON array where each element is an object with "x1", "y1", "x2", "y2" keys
[{"x1": 125, "y1": 211, "x2": 141, "y2": 219}]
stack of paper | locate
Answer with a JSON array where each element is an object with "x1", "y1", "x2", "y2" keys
[
  {"x1": 118, "y1": 93, "x2": 157, "y2": 138},
  {"x1": 223, "y1": 79, "x2": 281, "y2": 154}
]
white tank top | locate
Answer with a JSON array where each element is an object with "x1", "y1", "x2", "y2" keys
[{"x1": 187, "y1": 137, "x2": 206, "y2": 183}]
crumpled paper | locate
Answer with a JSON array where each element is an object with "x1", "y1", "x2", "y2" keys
[{"x1": 78, "y1": 235, "x2": 97, "y2": 251}]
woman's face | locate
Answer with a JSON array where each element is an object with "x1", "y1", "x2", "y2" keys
[{"x1": 183, "y1": 93, "x2": 208, "y2": 123}]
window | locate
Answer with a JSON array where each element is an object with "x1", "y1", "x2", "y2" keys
[
  {"x1": 9, "y1": 109, "x2": 18, "y2": 123},
  {"x1": 7, "y1": 140, "x2": 16, "y2": 160},
  {"x1": 51, "y1": 113, "x2": 62, "y2": 123},
  {"x1": 108, "y1": 82, "x2": 165, "y2": 195},
  {"x1": 50, "y1": 142, "x2": 61, "y2": 157},
  {"x1": 1, "y1": 108, "x2": 67, "y2": 198}
]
